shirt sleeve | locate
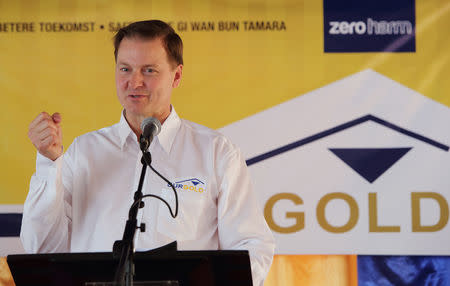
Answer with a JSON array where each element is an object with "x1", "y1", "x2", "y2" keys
[
  {"x1": 216, "y1": 140, "x2": 275, "y2": 286},
  {"x1": 20, "y1": 144, "x2": 75, "y2": 253}
]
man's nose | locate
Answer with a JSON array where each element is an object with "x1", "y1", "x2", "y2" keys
[{"x1": 130, "y1": 72, "x2": 144, "y2": 89}]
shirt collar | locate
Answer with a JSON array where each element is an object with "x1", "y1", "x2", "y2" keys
[
  {"x1": 117, "y1": 107, "x2": 181, "y2": 154},
  {"x1": 118, "y1": 110, "x2": 133, "y2": 150},
  {"x1": 157, "y1": 107, "x2": 181, "y2": 155}
]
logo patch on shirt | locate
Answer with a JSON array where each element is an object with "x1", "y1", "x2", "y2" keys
[{"x1": 169, "y1": 178, "x2": 206, "y2": 193}]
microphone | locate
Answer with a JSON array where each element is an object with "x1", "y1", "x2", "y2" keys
[{"x1": 139, "y1": 117, "x2": 161, "y2": 152}]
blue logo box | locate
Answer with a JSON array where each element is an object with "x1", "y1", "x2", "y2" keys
[{"x1": 323, "y1": 0, "x2": 416, "y2": 52}]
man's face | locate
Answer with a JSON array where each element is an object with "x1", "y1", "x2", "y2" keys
[{"x1": 115, "y1": 37, "x2": 182, "y2": 124}]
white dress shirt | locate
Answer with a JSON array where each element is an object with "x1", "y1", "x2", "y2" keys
[{"x1": 21, "y1": 108, "x2": 275, "y2": 286}]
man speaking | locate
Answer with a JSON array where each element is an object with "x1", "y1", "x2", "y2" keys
[{"x1": 21, "y1": 20, "x2": 275, "y2": 285}]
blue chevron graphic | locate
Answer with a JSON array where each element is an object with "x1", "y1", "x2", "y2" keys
[{"x1": 246, "y1": 114, "x2": 448, "y2": 166}]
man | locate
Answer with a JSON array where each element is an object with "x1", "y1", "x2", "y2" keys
[{"x1": 21, "y1": 20, "x2": 275, "y2": 285}]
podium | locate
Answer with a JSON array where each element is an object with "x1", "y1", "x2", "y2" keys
[{"x1": 7, "y1": 243, "x2": 253, "y2": 286}]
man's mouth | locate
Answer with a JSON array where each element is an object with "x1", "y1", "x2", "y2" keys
[{"x1": 129, "y1": 94, "x2": 146, "y2": 99}]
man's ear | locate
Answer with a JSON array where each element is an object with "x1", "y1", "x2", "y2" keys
[{"x1": 172, "y1": 64, "x2": 183, "y2": 88}]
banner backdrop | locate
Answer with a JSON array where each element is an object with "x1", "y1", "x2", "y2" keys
[
  {"x1": 220, "y1": 69, "x2": 450, "y2": 254},
  {"x1": 1, "y1": 0, "x2": 450, "y2": 285}
]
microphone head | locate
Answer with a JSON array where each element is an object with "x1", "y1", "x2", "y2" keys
[{"x1": 141, "y1": 117, "x2": 162, "y2": 137}]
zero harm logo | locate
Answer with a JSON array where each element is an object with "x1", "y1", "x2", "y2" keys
[
  {"x1": 323, "y1": 0, "x2": 415, "y2": 52},
  {"x1": 328, "y1": 19, "x2": 413, "y2": 36}
]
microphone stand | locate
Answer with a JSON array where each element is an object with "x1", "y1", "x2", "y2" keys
[
  {"x1": 112, "y1": 129, "x2": 178, "y2": 286},
  {"x1": 113, "y1": 151, "x2": 152, "y2": 286}
]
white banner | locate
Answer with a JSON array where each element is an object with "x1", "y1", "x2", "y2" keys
[
  {"x1": 0, "y1": 205, "x2": 25, "y2": 256},
  {"x1": 220, "y1": 70, "x2": 450, "y2": 255}
]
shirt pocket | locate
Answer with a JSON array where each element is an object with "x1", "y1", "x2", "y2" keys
[{"x1": 156, "y1": 187, "x2": 207, "y2": 241}]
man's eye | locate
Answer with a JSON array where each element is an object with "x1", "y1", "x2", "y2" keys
[
  {"x1": 120, "y1": 67, "x2": 129, "y2": 72},
  {"x1": 145, "y1": 68, "x2": 154, "y2": 73}
]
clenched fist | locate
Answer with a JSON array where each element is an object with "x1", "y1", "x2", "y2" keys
[{"x1": 28, "y1": 112, "x2": 63, "y2": 161}]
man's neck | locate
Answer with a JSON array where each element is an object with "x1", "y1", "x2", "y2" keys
[{"x1": 124, "y1": 108, "x2": 171, "y2": 139}]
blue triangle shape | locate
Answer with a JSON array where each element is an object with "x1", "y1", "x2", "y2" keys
[
  {"x1": 192, "y1": 181, "x2": 200, "y2": 186},
  {"x1": 329, "y1": 148, "x2": 412, "y2": 183}
]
